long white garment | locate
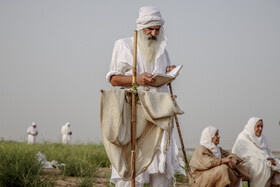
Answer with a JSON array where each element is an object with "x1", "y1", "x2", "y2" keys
[
  {"x1": 107, "y1": 36, "x2": 185, "y2": 185},
  {"x1": 61, "y1": 124, "x2": 71, "y2": 144},
  {"x1": 27, "y1": 126, "x2": 38, "y2": 144},
  {"x1": 232, "y1": 117, "x2": 280, "y2": 187},
  {"x1": 115, "y1": 173, "x2": 172, "y2": 187}
]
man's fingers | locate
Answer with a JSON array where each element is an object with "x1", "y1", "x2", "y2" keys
[
  {"x1": 144, "y1": 73, "x2": 153, "y2": 78},
  {"x1": 144, "y1": 77, "x2": 155, "y2": 83},
  {"x1": 166, "y1": 66, "x2": 171, "y2": 72},
  {"x1": 137, "y1": 73, "x2": 155, "y2": 85},
  {"x1": 166, "y1": 65, "x2": 176, "y2": 72},
  {"x1": 141, "y1": 77, "x2": 154, "y2": 85}
]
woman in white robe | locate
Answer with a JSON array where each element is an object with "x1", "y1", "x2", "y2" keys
[{"x1": 232, "y1": 117, "x2": 280, "y2": 187}]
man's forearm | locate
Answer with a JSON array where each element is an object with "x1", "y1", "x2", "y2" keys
[{"x1": 110, "y1": 75, "x2": 133, "y2": 87}]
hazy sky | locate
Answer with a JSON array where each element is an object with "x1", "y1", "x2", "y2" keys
[{"x1": 0, "y1": 0, "x2": 279, "y2": 151}]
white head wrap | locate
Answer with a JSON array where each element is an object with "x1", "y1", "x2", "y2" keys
[
  {"x1": 65, "y1": 122, "x2": 70, "y2": 127},
  {"x1": 136, "y1": 6, "x2": 165, "y2": 31},
  {"x1": 200, "y1": 125, "x2": 221, "y2": 158},
  {"x1": 32, "y1": 122, "x2": 36, "y2": 126},
  {"x1": 242, "y1": 117, "x2": 269, "y2": 150}
]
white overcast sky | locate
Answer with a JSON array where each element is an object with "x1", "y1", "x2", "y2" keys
[{"x1": 0, "y1": 0, "x2": 279, "y2": 151}]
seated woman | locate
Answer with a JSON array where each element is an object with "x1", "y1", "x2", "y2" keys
[
  {"x1": 189, "y1": 126, "x2": 250, "y2": 187},
  {"x1": 232, "y1": 117, "x2": 280, "y2": 187}
]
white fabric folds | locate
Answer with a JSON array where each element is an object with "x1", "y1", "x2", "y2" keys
[
  {"x1": 100, "y1": 88, "x2": 183, "y2": 180},
  {"x1": 136, "y1": 6, "x2": 165, "y2": 31},
  {"x1": 232, "y1": 117, "x2": 280, "y2": 186},
  {"x1": 200, "y1": 126, "x2": 221, "y2": 158}
]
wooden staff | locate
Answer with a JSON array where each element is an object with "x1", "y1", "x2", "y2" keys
[
  {"x1": 131, "y1": 30, "x2": 138, "y2": 187},
  {"x1": 168, "y1": 83, "x2": 197, "y2": 186}
]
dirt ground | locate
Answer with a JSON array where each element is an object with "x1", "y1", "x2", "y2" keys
[
  {"x1": 44, "y1": 168, "x2": 190, "y2": 187},
  {"x1": 43, "y1": 168, "x2": 111, "y2": 187}
]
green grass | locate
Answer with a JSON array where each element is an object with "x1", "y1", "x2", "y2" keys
[
  {"x1": 0, "y1": 140, "x2": 110, "y2": 187},
  {"x1": 0, "y1": 141, "x2": 55, "y2": 186},
  {"x1": 242, "y1": 181, "x2": 249, "y2": 187},
  {"x1": 0, "y1": 139, "x2": 190, "y2": 186},
  {"x1": 35, "y1": 143, "x2": 110, "y2": 177}
]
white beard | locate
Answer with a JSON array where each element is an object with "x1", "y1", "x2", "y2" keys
[{"x1": 138, "y1": 30, "x2": 162, "y2": 73}]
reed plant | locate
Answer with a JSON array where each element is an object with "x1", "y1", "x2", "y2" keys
[
  {"x1": 34, "y1": 143, "x2": 110, "y2": 177},
  {"x1": 0, "y1": 140, "x2": 110, "y2": 186},
  {"x1": 0, "y1": 141, "x2": 55, "y2": 186}
]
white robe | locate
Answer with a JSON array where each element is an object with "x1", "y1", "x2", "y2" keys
[
  {"x1": 27, "y1": 126, "x2": 38, "y2": 144},
  {"x1": 106, "y1": 36, "x2": 169, "y2": 93},
  {"x1": 106, "y1": 36, "x2": 185, "y2": 185},
  {"x1": 232, "y1": 117, "x2": 280, "y2": 187},
  {"x1": 61, "y1": 125, "x2": 71, "y2": 144}
]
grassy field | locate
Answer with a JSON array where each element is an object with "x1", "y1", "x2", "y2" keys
[
  {"x1": 0, "y1": 140, "x2": 251, "y2": 187},
  {"x1": 0, "y1": 140, "x2": 189, "y2": 186},
  {"x1": 0, "y1": 140, "x2": 110, "y2": 187}
]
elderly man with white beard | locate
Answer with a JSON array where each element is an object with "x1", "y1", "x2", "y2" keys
[{"x1": 106, "y1": 6, "x2": 185, "y2": 187}]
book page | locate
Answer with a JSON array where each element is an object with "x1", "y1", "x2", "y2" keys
[
  {"x1": 150, "y1": 75, "x2": 174, "y2": 87},
  {"x1": 150, "y1": 65, "x2": 183, "y2": 87},
  {"x1": 166, "y1": 65, "x2": 183, "y2": 77}
]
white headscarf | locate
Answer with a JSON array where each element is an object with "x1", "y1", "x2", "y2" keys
[
  {"x1": 200, "y1": 125, "x2": 221, "y2": 158},
  {"x1": 242, "y1": 117, "x2": 269, "y2": 151},
  {"x1": 136, "y1": 6, "x2": 165, "y2": 31}
]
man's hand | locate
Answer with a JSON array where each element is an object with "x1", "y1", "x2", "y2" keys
[
  {"x1": 267, "y1": 158, "x2": 276, "y2": 166},
  {"x1": 136, "y1": 72, "x2": 155, "y2": 86},
  {"x1": 166, "y1": 65, "x2": 176, "y2": 72}
]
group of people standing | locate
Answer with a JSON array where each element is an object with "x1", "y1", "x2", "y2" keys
[
  {"x1": 189, "y1": 117, "x2": 280, "y2": 187},
  {"x1": 26, "y1": 122, "x2": 72, "y2": 144}
]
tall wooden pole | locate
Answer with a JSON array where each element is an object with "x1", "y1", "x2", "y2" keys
[
  {"x1": 168, "y1": 83, "x2": 197, "y2": 186},
  {"x1": 131, "y1": 30, "x2": 137, "y2": 187}
]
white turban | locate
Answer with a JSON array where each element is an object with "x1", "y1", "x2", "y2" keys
[
  {"x1": 32, "y1": 122, "x2": 36, "y2": 126},
  {"x1": 200, "y1": 125, "x2": 221, "y2": 158},
  {"x1": 136, "y1": 6, "x2": 165, "y2": 31}
]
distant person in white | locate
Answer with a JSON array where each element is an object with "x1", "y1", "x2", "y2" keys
[
  {"x1": 232, "y1": 117, "x2": 280, "y2": 187},
  {"x1": 26, "y1": 122, "x2": 38, "y2": 144},
  {"x1": 61, "y1": 122, "x2": 72, "y2": 144}
]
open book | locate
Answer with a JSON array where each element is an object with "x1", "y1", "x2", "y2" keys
[{"x1": 150, "y1": 65, "x2": 183, "y2": 87}]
